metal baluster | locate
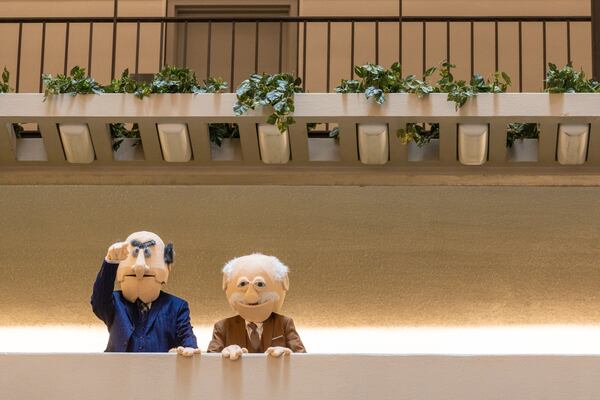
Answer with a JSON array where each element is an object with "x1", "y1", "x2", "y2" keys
[
  {"x1": 326, "y1": 20, "x2": 331, "y2": 92},
  {"x1": 519, "y1": 21, "x2": 523, "y2": 92},
  {"x1": 182, "y1": 21, "x2": 188, "y2": 67},
  {"x1": 87, "y1": 22, "x2": 94, "y2": 76},
  {"x1": 207, "y1": 21, "x2": 212, "y2": 78},
  {"x1": 278, "y1": 20, "x2": 283, "y2": 73},
  {"x1": 64, "y1": 22, "x2": 70, "y2": 75},
  {"x1": 39, "y1": 22, "x2": 46, "y2": 92},
  {"x1": 16, "y1": 22, "x2": 23, "y2": 92},
  {"x1": 230, "y1": 22, "x2": 236, "y2": 92},
  {"x1": 135, "y1": 21, "x2": 140, "y2": 75}
]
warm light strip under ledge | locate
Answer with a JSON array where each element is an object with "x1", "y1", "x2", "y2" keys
[{"x1": 2, "y1": 325, "x2": 600, "y2": 355}]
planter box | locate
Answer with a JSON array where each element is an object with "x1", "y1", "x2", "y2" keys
[
  {"x1": 114, "y1": 138, "x2": 144, "y2": 161},
  {"x1": 16, "y1": 138, "x2": 48, "y2": 161},
  {"x1": 3, "y1": 93, "x2": 600, "y2": 168},
  {"x1": 458, "y1": 124, "x2": 488, "y2": 166},
  {"x1": 508, "y1": 138, "x2": 538, "y2": 162},
  {"x1": 7, "y1": 128, "x2": 48, "y2": 161},
  {"x1": 257, "y1": 124, "x2": 290, "y2": 164},
  {"x1": 210, "y1": 138, "x2": 242, "y2": 161},
  {"x1": 157, "y1": 123, "x2": 192, "y2": 162},
  {"x1": 58, "y1": 124, "x2": 95, "y2": 164},
  {"x1": 308, "y1": 138, "x2": 341, "y2": 161},
  {"x1": 357, "y1": 124, "x2": 388, "y2": 165},
  {"x1": 557, "y1": 124, "x2": 589, "y2": 165},
  {"x1": 408, "y1": 140, "x2": 439, "y2": 162}
]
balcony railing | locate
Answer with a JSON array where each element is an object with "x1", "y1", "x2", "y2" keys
[
  {"x1": 1, "y1": 353, "x2": 600, "y2": 399},
  {"x1": 0, "y1": 15, "x2": 592, "y2": 94}
]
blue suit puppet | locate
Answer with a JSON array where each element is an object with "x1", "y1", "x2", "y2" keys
[{"x1": 91, "y1": 232, "x2": 197, "y2": 353}]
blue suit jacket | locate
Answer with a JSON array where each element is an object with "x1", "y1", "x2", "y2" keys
[{"x1": 91, "y1": 261, "x2": 198, "y2": 352}]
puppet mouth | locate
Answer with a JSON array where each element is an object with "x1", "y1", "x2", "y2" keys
[
  {"x1": 124, "y1": 274, "x2": 155, "y2": 278},
  {"x1": 237, "y1": 299, "x2": 273, "y2": 308},
  {"x1": 239, "y1": 298, "x2": 270, "y2": 306}
]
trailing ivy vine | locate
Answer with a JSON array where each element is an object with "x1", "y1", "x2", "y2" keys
[
  {"x1": 42, "y1": 66, "x2": 104, "y2": 100},
  {"x1": 234, "y1": 73, "x2": 303, "y2": 133}
]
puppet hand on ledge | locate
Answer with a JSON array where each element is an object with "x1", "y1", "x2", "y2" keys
[
  {"x1": 265, "y1": 347, "x2": 292, "y2": 357},
  {"x1": 105, "y1": 241, "x2": 130, "y2": 263},
  {"x1": 222, "y1": 345, "x2": 247, "y2": 360},
  {"x1": 169, "y1": 347, "x2": 201, "y2": 357}
]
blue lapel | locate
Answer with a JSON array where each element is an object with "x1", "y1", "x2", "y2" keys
[
  {"x1": 117, "y1": 291, "x2": 134, "y2": 326},
  {"x1": 144, "y1": 291, "x2": 165, "y2": 335}
]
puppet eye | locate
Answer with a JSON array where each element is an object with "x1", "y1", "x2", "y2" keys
[
  {"x1": 237, "y1": 280, "x2": 249, "y2": 288},
  {"x1": 143, "y1": 248, "x2": 152, "y2": 257},
  {"x1": 255, "y1": 281, "x2": 266, "y2": 288},
  {"x1": 132, "y1": 248, "x2": 140, "y2": 257}
]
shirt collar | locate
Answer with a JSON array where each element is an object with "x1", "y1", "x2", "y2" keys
[{"x1": 245, "y1": 320, "x2": 263, "y2": 328}]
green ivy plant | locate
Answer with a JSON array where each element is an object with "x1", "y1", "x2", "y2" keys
[
  {"x1": 0, "y1": 67, "x2": 11, "y2": 94},
  {"x1": 151, "y1": 65, "x2": 228, "y2": 94},
  {"x1": 397, "y1": 123, "x2": 440, "y2": 147},
  {"x1": 104, "y1": 69, "x2": 151, "y2": 99},
  {"x1": 544, "y1": 63, "x2": 600, "y2": 93},
  {"x1": 42, "y1": 66, "x2": 104, "y2": 100},
  {"x1": 110, "y1": 123, "x2": 141, "y2": 151},
  {"x1": 336, "y1": 63, "x2": 435, "y2": 104},
  {"x1": 209, "y1": 123, "x2": 240, "y2": 147},
  {"x1": 506, "y1": 123, "x2": 539, "y2": 148},
  {"x1": 336, "y1": 63, "x2": 404, "y2": 104},
  {"x1": 436, "y1": 62, "x2": 511, "y2": 109},
  {"x1": 234, "y1": 73, "x2": 303, "y2": 133}
]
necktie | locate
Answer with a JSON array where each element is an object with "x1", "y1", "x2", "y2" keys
[
  {"x1": 247, "y1": 322, "x2": 261, "y2": 352},
  {"x1": 136, "y1": 299, "x2": 149, "y2": 320}
]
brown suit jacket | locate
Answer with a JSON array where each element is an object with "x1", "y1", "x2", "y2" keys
[{"x1": 207, "y1": 313, "x2": 306, "y2": 353}]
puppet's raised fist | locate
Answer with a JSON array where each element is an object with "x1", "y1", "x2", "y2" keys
[
  {"x1": 105, "y1": 241, "x2": 130, "y2": 263},
  {"x1": 222, "y1": 344, "x2": 248, "y2": 360},
  {"x1": 265, "y1": 346, "x2": 292, "y2": 357}
]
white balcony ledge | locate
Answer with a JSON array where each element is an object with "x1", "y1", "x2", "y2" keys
[
  {"x1": 1, "y1": 93, "x2": 600, "y2": 185},
  {"x1": 1, "y1": 353, "x2": 600, "y2": 400}
]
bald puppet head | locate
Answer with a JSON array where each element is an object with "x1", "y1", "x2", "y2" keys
[{"x1": 116, "y1": 231, "x2": 174, "y2": 303}]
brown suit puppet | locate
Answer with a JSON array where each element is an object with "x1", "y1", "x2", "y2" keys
[{"x1": 208, "y1": 253, "x2": 306, "y2": 359}]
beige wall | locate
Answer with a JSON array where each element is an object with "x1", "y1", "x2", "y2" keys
[
  {"x1": 0, "y1": 0, "x2": 592, "y2": 92},
  {"x1": 1, "y1": 185, "x2": 600, "y2": 329}
]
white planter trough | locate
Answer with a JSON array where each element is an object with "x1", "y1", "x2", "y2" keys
[
  {"x1": 59, "y1": 124, "x2": 95, "y2": 164},
  {"x1": 308, "y1": 138, "x2": 341, "y2": 161},
  {"x1": 358, "y1": 124, "x2": 388, "y2": 165},
  {"x1": 211, "y1": 138, "x2": 242, "y2": 161},
  {"x1": 258, "y1": 123, "x2": 290, "y2": 164},
  {"x1": 16, "y1": 138, "x2": 48, "y2": 161},
  {"x1": 557, "y1": 124, "x2": 589, "y2": 165},
  {"x1": 458, "y1": 124, "x2": 488, "y2": 165},
  {"x1": 114, "y1": 138, "x2": 144, "y2": 161},
  {"x1": 407, "y1": 139, "x2": 439, "y2": 162},
  {"x1": 7, "y1": 128, "x2": 48, "y2": 161},
  {"x1": 157, "y1": 123, "x2": 192, "y2": 162},
  {"x1": 508, "y1": 138, "x2": 538, "y2": 162}
]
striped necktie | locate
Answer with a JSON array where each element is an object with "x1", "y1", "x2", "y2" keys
[{"x1": 247, "y1": 322, "x2": 261, "y2": 352}]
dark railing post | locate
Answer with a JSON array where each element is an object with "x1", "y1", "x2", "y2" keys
[
  {"x1": 593, "y1": 0, "x2": 600, "y2": 80},
  {"x1": 110, "y1": 0, "x2": 118, "y2": 80}
]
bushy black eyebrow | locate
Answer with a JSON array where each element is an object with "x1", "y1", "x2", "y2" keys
[{"x1": 130, "y1": 239, "x2": 156, "y2": 248}]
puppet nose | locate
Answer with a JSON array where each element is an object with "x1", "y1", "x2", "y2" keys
[
  {"x1": 132, "y1": 251, "x2": 149, "y2": 280},
  {"x1": 244, "y1": 286, "x2": 260, "y2": 304}
]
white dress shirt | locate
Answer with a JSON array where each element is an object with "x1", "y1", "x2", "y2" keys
[{"x1": 245, "y1": 320, "x2": 264, "y2": 339}]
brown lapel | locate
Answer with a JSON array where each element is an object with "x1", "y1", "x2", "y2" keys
[
  {"x1": 232, "y1": 315, "x2": 248, "y2": 349},
  {"x1": 260, "y1": 314, "x2": 275, "y2": 352}
]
